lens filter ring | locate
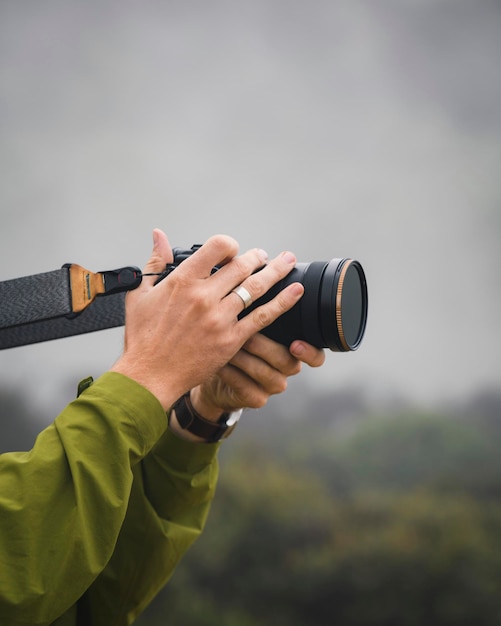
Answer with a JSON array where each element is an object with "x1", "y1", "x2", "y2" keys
[
  {"x1": 337, "y1": 260, "x2": 368, "y2": 351},
  {"x1": 320, "y1": 258, "x2": 368, "y2": 351},
  {"x1": 336, "y1": 261, "x2": 354, "y2": 351}
]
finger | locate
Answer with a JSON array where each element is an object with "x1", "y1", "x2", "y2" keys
[
  {"x1": 236, "y1": 281, "x2": 304, "y2": 338},
  {"x1": 229, "y1": 347, "x2": 289, "y2": 395},
  {"x1": 176, "y1": 234, "x2": 240, "y2": 280},
  {"x1": 289, "y1": 340, "x2": 326, "y2": 367},
  {"x1": 141, "y1": 229, "x2": 174, "y2": 288},
  {"x1": 211, "y1": 247, "x2": 269, "y2": 296},
  {"x1": 225, "y1": 250, "x2": 298, "y2": 315},
  {"x1": 216, "y1": 364, "x2": 270, "y2": 409},
  {"x1": 242, "y1": 333, "x2": 302, "y2": 377}
]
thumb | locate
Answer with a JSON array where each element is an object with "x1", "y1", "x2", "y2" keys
[{"x1": 142, "y1": 229, "x2": 174, "y2": 281}]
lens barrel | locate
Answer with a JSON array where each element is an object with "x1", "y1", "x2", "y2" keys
[
  {"x1": 170, "y1": 247, "x2": 368, "y2": 353},
  {"x1": 241, "y1": 258, "x2": 368, "y2": 352}
]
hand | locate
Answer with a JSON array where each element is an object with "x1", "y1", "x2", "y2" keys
[
  {"x1": 111, "y1": 229, "x2": 306, "y2": 410},
  {"x1": 188, "y1": 333, "x2": 325, "y2": 423}
]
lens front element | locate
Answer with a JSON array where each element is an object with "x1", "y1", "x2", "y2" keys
[{"x1": 336, "y1": 260, "x2": 367, "y2": 351}]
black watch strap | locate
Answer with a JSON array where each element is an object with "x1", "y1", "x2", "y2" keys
[{"x1": 171, "y1": 392, "x2": 241, "y2": 442}]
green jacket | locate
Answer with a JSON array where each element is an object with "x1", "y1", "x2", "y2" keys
[{"x1": 0, "y1": 372, "x2": 220, "y2": 626}]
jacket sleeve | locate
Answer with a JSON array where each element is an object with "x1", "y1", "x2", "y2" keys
[
  {"x1": 75, "y1": 425, "x2": 220, "y2": 626},
  {"x1": 0, "y1": 372, "x2": 218, "y2": 626}
]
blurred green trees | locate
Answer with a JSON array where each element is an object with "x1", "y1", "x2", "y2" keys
[{"x1": 138, "y1": 394, "x2": 501, "y2": 625}]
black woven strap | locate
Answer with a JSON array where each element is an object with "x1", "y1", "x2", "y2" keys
[
  {"x1": 0, "y1": 269, "x2": 72, "y2": 327},
  {"x1": 0, "y1": 293, "x2": 126, "y2": 349},
  {"x1": 0, "y1": 265, "x2": 138, "y2": 350}
]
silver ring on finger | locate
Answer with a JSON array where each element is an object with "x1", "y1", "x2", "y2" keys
[{"x1": 232, "y1": 285, "x2": 253, "y2": 310}]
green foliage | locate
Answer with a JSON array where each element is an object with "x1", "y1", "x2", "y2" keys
[
  {"x1": 305, "y1": 412, "x2": 501, "y2": 499},
  {"x1": 138, "y1": 405, "x2": 501, "y2": 625}
]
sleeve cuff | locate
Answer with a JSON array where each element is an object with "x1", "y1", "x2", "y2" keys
[
  {"x1": 154, "y1": 416, "x2": 220, "y2": 474},
  {"x1": 77, "y1": 371, "x2": 168, "y2": 453}
]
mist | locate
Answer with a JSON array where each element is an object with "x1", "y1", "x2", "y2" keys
[{"x1": 1, "y1": 0, "x2": 500, "y2": 421}]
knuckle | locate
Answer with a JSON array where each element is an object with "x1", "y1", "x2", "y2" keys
[
  {"x1": 252, "y1": 393, "x2": 268, "y2": 409},
  {"x1": 232, "y1": 255, "x2": 251, "y2": 277},
  {"x1": 202, "y1": 235, "x2": 240, "y2": 268},
  {"x1": 208, "y1": 234, "x2": 239, "y2": 252},
  {"x1": 253, "y1": 306, "x2": 273, "y2": 329},
  {"x1": 266, "y1": 255, "x2": 291, "y2": 279},
  {"x1": 278, "y1": 378, "x2": 288, "y2": 393},
  {"x1": 244, "y1": 274, "x2": 261, "y2": 295},
  {"x1": 310, "y1": 353, "x2": 325, "y2": 368},
  {"x1": 274, "y1": 292, "x2": 292, "y2": 315},
  {"x1": 287, "y1": 361, "x2": 302, "y2": 377},
  {"x1": 233, "y1": 248, "x2": 267, "y2": 283},
  {"x1": 269, "y1": 375, "x2": 288, "y2": 395},
  {"x1": 190, "y1": 285, "x2": 210, "y2": 308}
]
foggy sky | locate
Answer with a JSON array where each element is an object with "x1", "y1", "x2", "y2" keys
[{"x1": 1, "y1": 0, "x2": 500, "y2": 419}]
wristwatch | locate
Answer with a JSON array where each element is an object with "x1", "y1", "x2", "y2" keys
[{"x1": 171, "y1": 391, "x2": 243, "y2": 442}]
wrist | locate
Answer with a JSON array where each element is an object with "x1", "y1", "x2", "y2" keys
[
  {"x1": 190, "y1": 385, "x2": 226, "y2": 422},
  {"x1": 170, "y1": 390, "x2": 242, "y2": 443},
  {"x1": 110, "y1": 358, "x2": 180, "y2": 411},
  {"x1": 169, "y1": 406, "x2": 211, "y2": 443}
]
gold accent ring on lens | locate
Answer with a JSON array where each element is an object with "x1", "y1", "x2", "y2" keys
[{"x1": 336, "y1": 260, "x2": 353, "y2": 352}]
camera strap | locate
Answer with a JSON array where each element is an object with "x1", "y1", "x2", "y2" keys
[{"x1": 0, "y1": 264, "x2": 142, "y2": 350}]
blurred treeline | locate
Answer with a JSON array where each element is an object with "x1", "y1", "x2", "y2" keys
[
  {"x1": 138, "y1": 384, "x2": 501, "y2": 626},
  {"x1": 2, "y1": 383, "x2": 501, "y2": 625}
]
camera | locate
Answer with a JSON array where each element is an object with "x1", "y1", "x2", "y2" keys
[{"x1": 167, "y1": 245, "x2": 368, "y2": 352}]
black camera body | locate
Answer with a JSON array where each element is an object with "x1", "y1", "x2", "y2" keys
[{"x1": 166, "y1": 246, "x2": 368, "y2": 352}]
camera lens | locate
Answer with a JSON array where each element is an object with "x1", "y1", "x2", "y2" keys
[
  {"x1": 242, "y1": 258, "x2": 368, "y2": 352},
  {"x1": 340, "y1": 263, "x2": 365, "y2": 348}
]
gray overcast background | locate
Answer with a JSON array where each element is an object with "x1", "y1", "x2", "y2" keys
[{"x1": 0, "y1": 0, "x2": 500, "y2": 420}]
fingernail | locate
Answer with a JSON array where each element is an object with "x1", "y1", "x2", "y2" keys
[
  {"x1": 291, "y1": 341, "x2": 305, "y2": 356},
  {"x1": 282, "y1": 251, "x2": 296, "y2": 264},
  {"x1": 257, "y1": 248, "x2": 268, "y2": 263}
]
